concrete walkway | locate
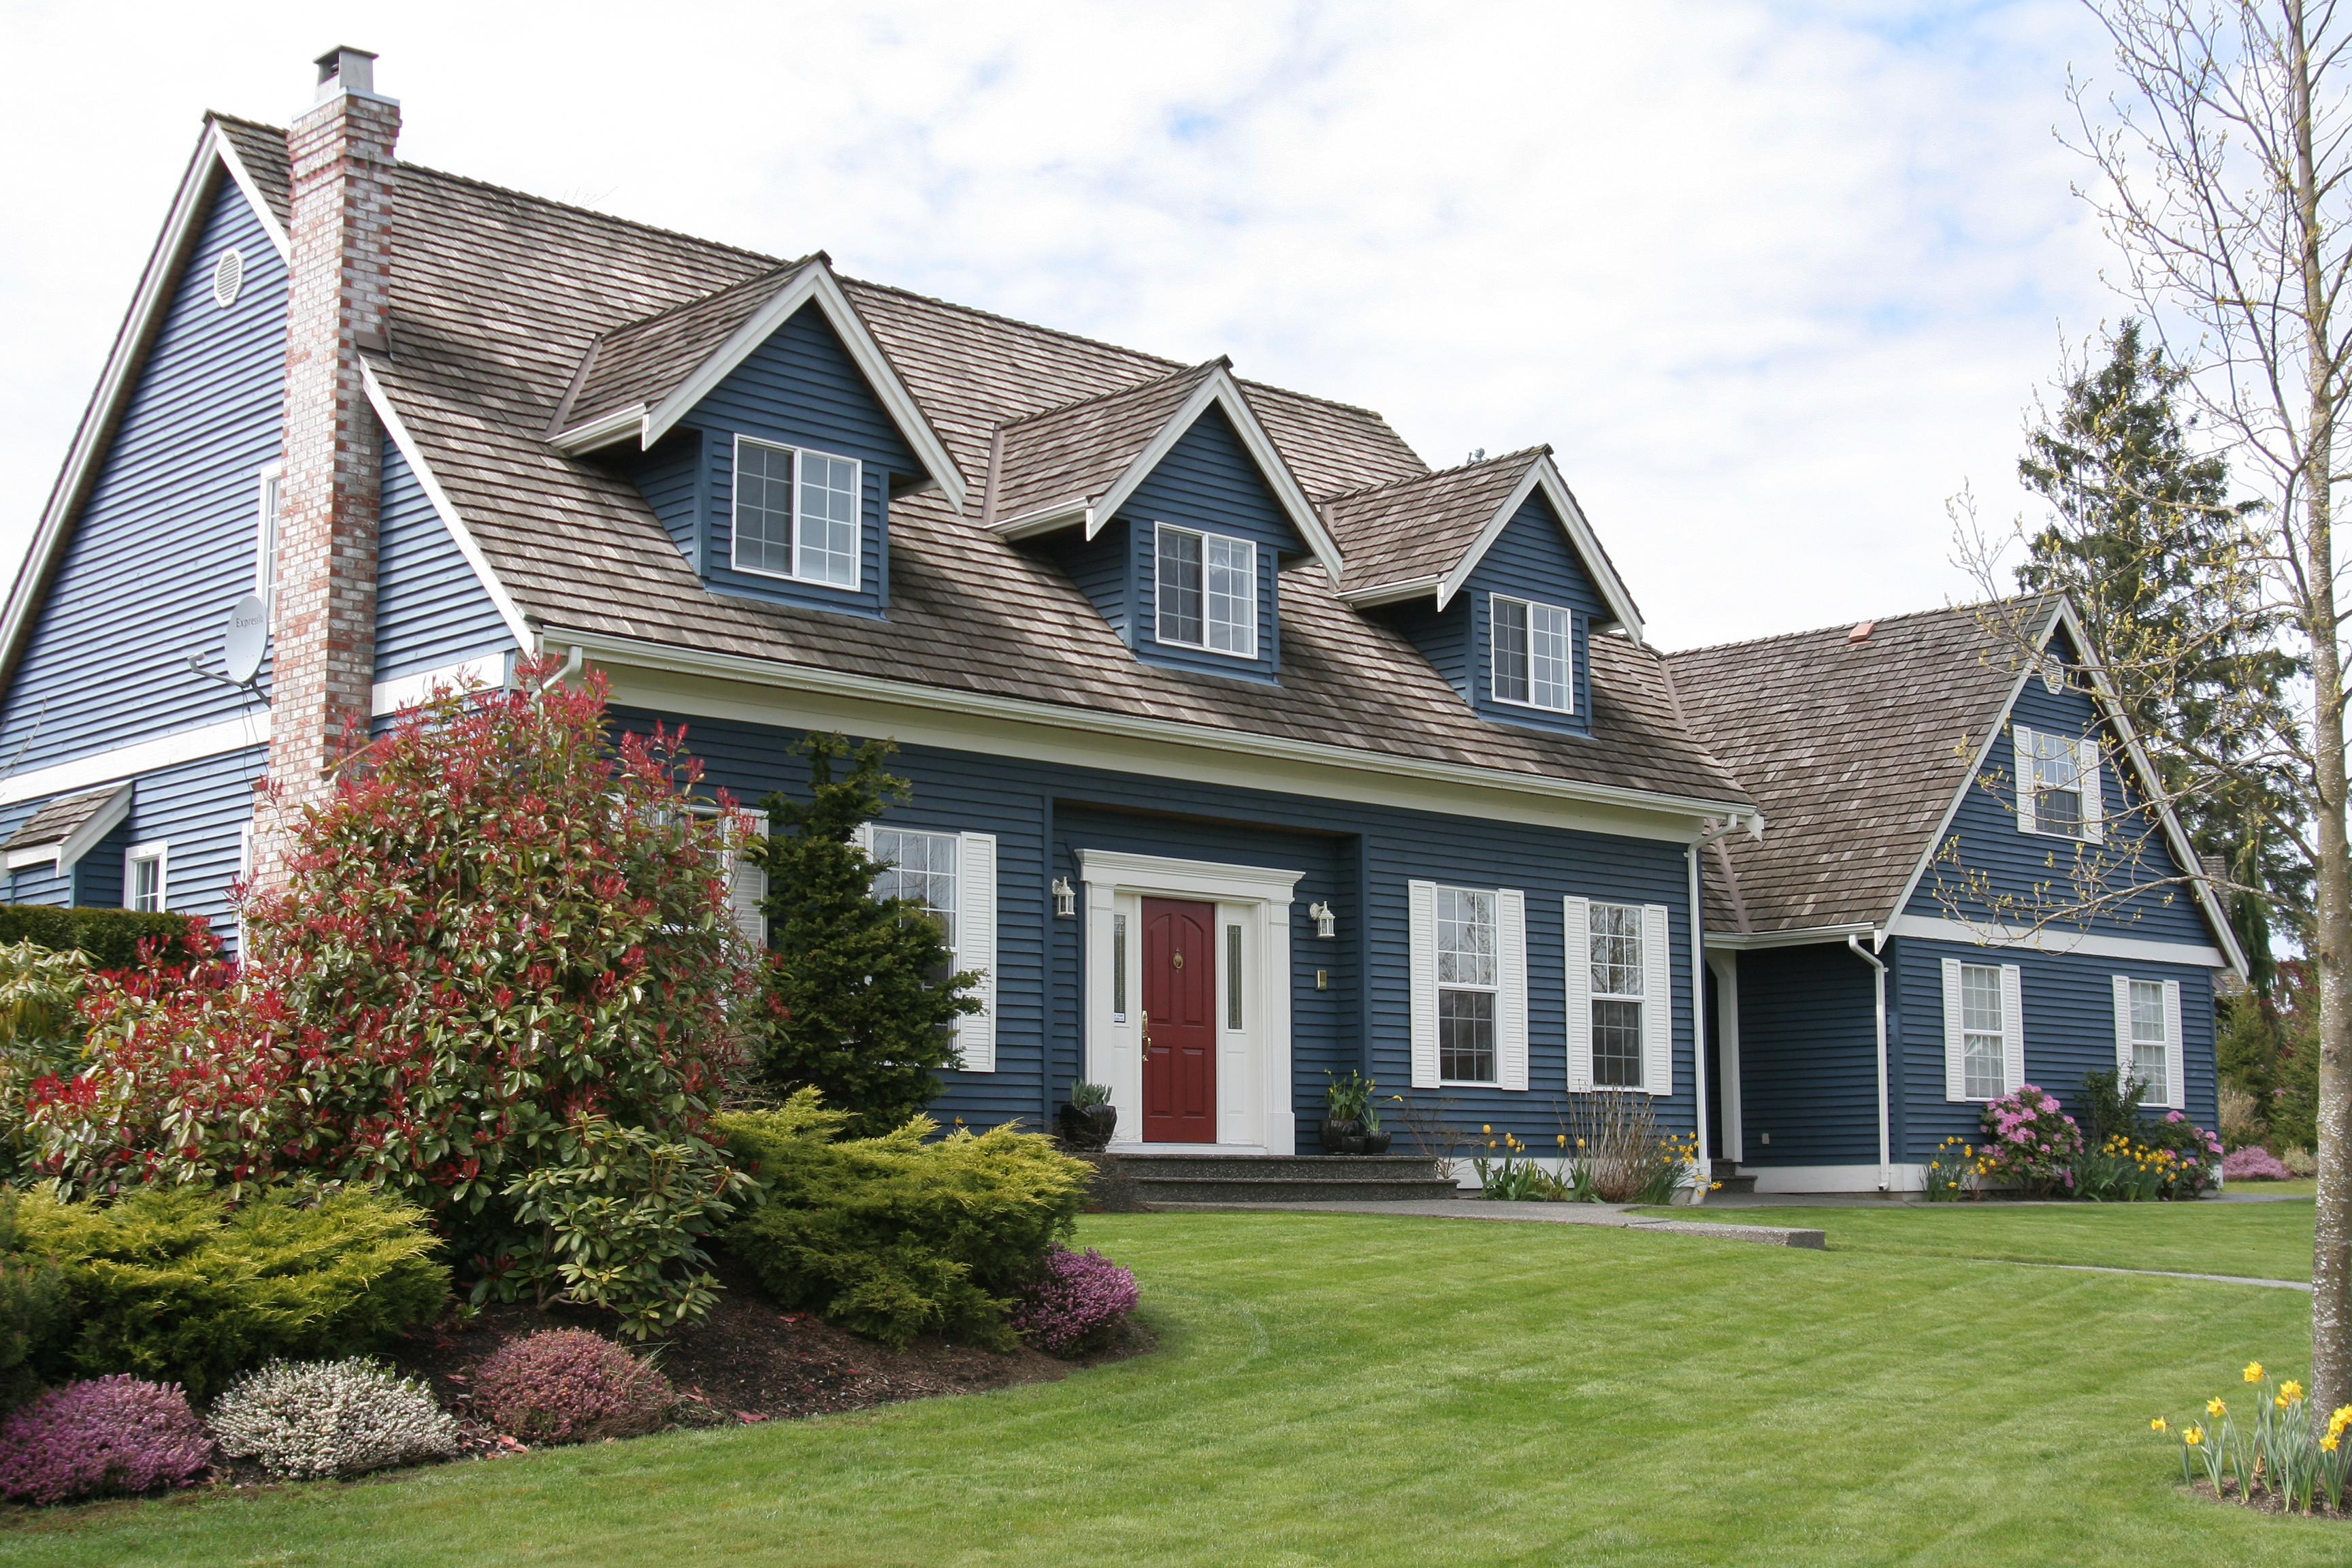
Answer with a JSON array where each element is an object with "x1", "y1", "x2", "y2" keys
[{"x1": 1150, "y1": 1198, "x2": 1826, "y2": 1249}]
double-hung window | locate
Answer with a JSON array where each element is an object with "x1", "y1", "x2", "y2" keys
[
  {"x1": 2014, "y1": 725, "x2": 2102, "y2": 840},
  {"x1": 870, "y1": 828, "x2": 959, "y2": 949},
  {"x1": 2112, "y1": 975, "x2": 2185, "y2": 1109},
  {"x1": 1154, "y1": 524, "x2": 1256, "y2": 657},
  {"x1": 1942, "y1": 958, "x2": 2021, "y2": 1102},
  {"x1": 1960, "y1": 965, "x2": 2005, "y2": 1099},
  {"x1": 127, "y1": 843, "x2": 167, "y2": 913},
  {"x1": 732, "y1": 436, "x2": 861, "y2": 588},
  {"x1": 1490, "y1": 595, "x2": 1572, "y2": 711},
  {"x1": 1435, "y1": 887, "x2": 1499, "y2": 1083},
  {"x1": 1588, "y1": 903, "x2": 1646, "y2": 1087},
  {"x1": 862, "y1": 825, "x2": 998, "y2": 1071}
]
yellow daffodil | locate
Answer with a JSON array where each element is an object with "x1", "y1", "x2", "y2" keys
[
  {"x1": 1482, "y1": 1124, "x2": 1491, "y2": 1134},
  {"x1": 2282, "y1": 1380, "x2": 2306, "y2": 1403},
  {"x1": 2208, "y1": 1398, "x2": 2227, "y2": 1417},
  {"x1": 2185, "y1": 1426, "x2": 2205, "y2": 1446},
  {"x1": 2245, "y1": 1361, "x2": 2265, "y2": 1383},
  {"x1": 2151, "y1": 1416, "x2": 2168, "y2": 1432},
  {"x1": 2327, "y1": 1435, "x2": 2341, "y2": 1453}
]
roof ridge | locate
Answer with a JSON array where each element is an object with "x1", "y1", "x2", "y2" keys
[
  {"x1": 1664, "y1": 594, "x2": 2051, "y2": 660},
  {"x1": 397, "y1": 161, "x2": 785, "y2": 269},
  {"x1": 205, "y1": 110, "x2": 287, "y2": 134},
  {"x1": 1233, "y1": 376, "x2": 1396, "y2": 423},
  {"x1": 838, "y1": 275, "x2": 1186, "y2": 376},
  {"x1": 587, "y1": 256, "x2": 817, "y2": 347},
  {"x1": 1000, "y1": 358, "x2": 1226, "y2": 429},
  {"x1": 1317, "y1": 444, "x2": 1550, "y2": 504}
]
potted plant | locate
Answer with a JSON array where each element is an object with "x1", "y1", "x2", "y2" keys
[
  {"x1": 1360, "y1": 1098, "x2": 1391, "y2": 1155},
  {"x1": 1057, "y1": 1081, "x2": 1118, "y2": 1151},
  {"x1": 1320, "y1": 1071, "x2": 1375, "y2": 1154}
]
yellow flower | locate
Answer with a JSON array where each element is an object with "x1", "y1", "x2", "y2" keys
[
  {"x1": 2282, "y1": 1380, "x2": 2306, "y2": 1403},
  {"x1": 1482, "y1": 1124, "x2": 1491, "y2": 1134},
  {"x1": 1557, "y1": 1134, "x2": 1567, "y2": 1145},
  {"x1": 2208, "y1": 1398, "x2": 2227, "y2": 1417},
  {"x1": 2151, "y1": 1416, "x2": 2168, "y2": 1432},
  {"x1": 2185, "y1": 1425, "x2": 2205, "y2": 1447},
  {"x1": 2245, "y1": 1361, "x2": 2265, "y2": 1383},
  {"x1": 2328, "y1": 1435, "x2": 2341, "y2": 1453}
]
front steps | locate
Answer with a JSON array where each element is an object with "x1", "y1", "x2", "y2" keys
[
  {"x1": 1108, "y1": 1152, "x2": 1459, "y2": 1206},
  {"x1": 1712, "y1": 1160, "x2": 1757, "y2": 1195}
]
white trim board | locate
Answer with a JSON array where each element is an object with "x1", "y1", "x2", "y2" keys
[
  {"x1": 1740, "y1": 1164, "x2": 1931, "y2": 1195},
  {"x1": 372, "y1": 657, "x2": 508, "y2": 716},
  {"x1": 562, "y1": 630, "x2": 1757, "y2": 836},
  {"x1": 0, "y1": 717, "x2": 269, "y2": 809},
  {"x1": 362, "y1": 365, "x2": 538, "y2": 650},
  {"x1": 1886, "y1": 914, "x2": 2226, "y2": 969}
]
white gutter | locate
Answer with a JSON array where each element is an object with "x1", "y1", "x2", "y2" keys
[
  {"x1": 1846, "y1": 931, "x2": 1891, "y2": 1192},
  {"x1": 1688, "y1": 812, "x2": 1765, "y2": 1171}
]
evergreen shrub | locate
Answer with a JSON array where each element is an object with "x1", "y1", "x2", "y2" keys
[
  {"x1": 0, "y1": 1192, "x2": 69, "y2": 1412},
  {"x1": 0, "y1": 906, "x2": 209, "y2": 972},
  {"x1": 12, "y1": 1187, "x2": 446, "y2": 1399},
  {"x1": 0, "y1": 1375, "x2": 211, "y2": 1504},
  {"x1": 714, "y1": 1091, "x2": 1091, "y2": 1348},
  {"x1": 472, "y1": 1329, "x2": 672, "y2": 1445},
  {"x1": 208, "y1": 1358, "x2": 459, "y2": 1479}
]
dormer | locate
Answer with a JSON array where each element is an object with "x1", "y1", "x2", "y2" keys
[
  {"x1": 546, "y1": 257, "x2": 964, "y2": 619},
  {"x1": 982, "y1": 360, "x2": 1341, "y2": 683},
  {"x1": 1330, "y1": 448, "x2": 1644, "y2": 737}
]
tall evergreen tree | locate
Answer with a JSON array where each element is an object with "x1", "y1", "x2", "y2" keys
[
  {"x1": 2014, "y1": 318, "x2": 2307, "y2": 956},
  {"x1": 748, "y1": 734, "x2": 978, "y2": 1139}
]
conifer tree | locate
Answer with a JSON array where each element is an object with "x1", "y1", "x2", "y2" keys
[{"x1": 748, "y1": 734, "x2": 978, "y2": 1138}]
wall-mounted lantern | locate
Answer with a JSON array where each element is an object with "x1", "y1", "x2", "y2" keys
[
  {"x1": 1052, "y1": 877, "x2": 1077, "y2": 918},
  {"x1": 1307, "y1": 900, "x2": 1337, "y2": 939}
]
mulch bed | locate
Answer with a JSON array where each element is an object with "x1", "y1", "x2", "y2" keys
[
  {"x1": 387, "y1": 1256, "x2": 1152, "y2": 1433},
  {"x1": 2187, "y1": 1477, "x2": 2352, "y2": 1518}
]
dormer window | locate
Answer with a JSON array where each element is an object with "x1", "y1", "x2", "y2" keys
[
  {"x1": 732, "y1": 435, "x2": 861, "y2": 589},
  {"x1": 1155, "y1": 523, "x2": 1256, "y2": 657},
  {"x1": 1491, "y1": 594, "x2": 1572, "y2": 712}
]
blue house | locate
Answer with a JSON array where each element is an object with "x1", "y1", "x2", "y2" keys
[{"x1": 0, "y1": 50, "x2": 2242, "y2": 1190}]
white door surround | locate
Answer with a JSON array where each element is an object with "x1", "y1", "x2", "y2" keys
[{"x1": 1078, "y1": 847, "x2": 1305, "y2": 1152}]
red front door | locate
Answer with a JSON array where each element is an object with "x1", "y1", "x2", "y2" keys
[{"x1": 1141, "y1": 898, "x2": 1217, "y2": 1143}]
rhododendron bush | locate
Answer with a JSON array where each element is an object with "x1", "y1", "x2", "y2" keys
[
  {"x1": 23, "y1": 662, "x2": 759, "y2": 1334},
  {"x1": 1974, "y1": 1085, "x2": 2085, "y2": 1196}
]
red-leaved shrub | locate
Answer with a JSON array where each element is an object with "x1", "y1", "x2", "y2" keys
[
  {"x1": 2224, "y1": 1144, "x2": 2297, "y2": 1181},
  {"x1": 1009, "y1": 1246, "x2": 1139, "y2": 1355},
  {"x1": 472, "y1": 1329, "x2": 672, "y2": 1444},
  {"x1": 0, "y1": 1375, "x2": 211, "y2": 1504},
  {"x1": 22, "y1": 662, "x2": 760, "y2": 1334}
]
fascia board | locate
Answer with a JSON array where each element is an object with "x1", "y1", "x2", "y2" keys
[
  {"x1": 1884, "y1": 913, "x2": 2227, "y2": 969},
  {"x1": 211, "y1": 127, "x2": 291, "y2": 260},
  {"x1": 2, "y1": 846, "x2": 58, "y2": 872},
  {"x1": 639, "y1": 266, "x2": 968, "y2": 513},
  {"x1": 1436, "y1": 456, "x2": 1646, "y2": 644},
  {"x1": 362, "y1": 365, "x2": 539, "y2": 650},
  {"x1": 1090, "y1": 369, "x2": 1347, "y2": 576},
  {"x1": 548, "y1": 403, "x2": 648, "y2": 455},
  {"x1": 1337, "y1": 575, "x2": 1442, "y2": 608},
  {"x1": 990, "y1": 500, "x2": 1093, "y2": 540},
  {"x1": 550, "y1": 625, "x2": 1757, "y2": 828},
  {"x1": 1703, "y1": 923, "x2": 1879, "y2": 951},
  {"x1": 0, "y1": 127, "x2": 235, "y2": 706},
  {"x1": 0, "y1": 715, "x2": 270, "y2": 809},
  {"x1": 55, "y1": 782, "x2": 133, "y2": 870}
]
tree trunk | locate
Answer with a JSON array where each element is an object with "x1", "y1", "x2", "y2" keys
[{"x1": 2289, "y1": 0, "x2": 2352, "y2": 1420}]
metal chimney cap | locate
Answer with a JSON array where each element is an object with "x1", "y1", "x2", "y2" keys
[{"x1": 314, "y1": 46, "x2": 381, "y2": 101}]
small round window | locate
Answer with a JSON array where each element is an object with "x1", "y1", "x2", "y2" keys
[{"x1": 212, "y1": 248, "x2": 245, "y2": 310}]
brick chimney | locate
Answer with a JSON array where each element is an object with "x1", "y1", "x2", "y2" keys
[{"x1": 257, "y1": 47, "x2": 397, "y2": 885}]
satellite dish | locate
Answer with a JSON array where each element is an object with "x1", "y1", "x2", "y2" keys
[{"x1": 222, "y1": 594, "x2": 269, "y2": 685}]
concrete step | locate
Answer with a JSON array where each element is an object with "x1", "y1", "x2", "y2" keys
[
  {"x1": 1107, "y1": 1152, "x2": 1458, "y2": 1205},
  {"x1": 1109, "y1": 1153, "x2": 1445, "y2": 1181},
  {"x1": 1710, "y1": 1160, "x2": 1758, "y2": 1195},
  {"x1": 1124, "y1": 1175, "x2": 1466, "y2": 1205}
]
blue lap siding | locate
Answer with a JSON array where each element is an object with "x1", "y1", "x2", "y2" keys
[
  {"x1": 0, "y1": 178, "x2": 285, "y2": 770},
  {"x1": 1122, "y1": 406, "x2": 1298, "y2": 683},
  {"x1": 1733, "y1": 943, "x2": 1881, "y2": 1166},
  {"x1": 372, "y1": 435, "x2": 513, "y2": 683}
]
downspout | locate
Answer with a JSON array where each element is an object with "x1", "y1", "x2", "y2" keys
[
  {"x1": 1846, "y1": 932, "x2": 1891, "y2": 1193},
  {"x1": 1687, "y1": 813, "x2": 1763, "y2": 1171}
]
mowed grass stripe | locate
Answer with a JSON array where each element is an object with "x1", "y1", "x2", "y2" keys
[{"x1": 0, "y1": 1211, "x2": 2336, "y2": 1568}]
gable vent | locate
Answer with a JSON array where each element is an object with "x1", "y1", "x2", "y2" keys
[{"x1": 212, "y1": 249, "x2": 245, "y2": 310}]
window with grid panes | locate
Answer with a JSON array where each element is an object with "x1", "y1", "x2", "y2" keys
[
  {"x1": 1437, "y1": 887, "x2": 1498, "y2": 1083},
  {"x1": 1588, "y1": 902, "x2": 1644, "y2": 1086}
]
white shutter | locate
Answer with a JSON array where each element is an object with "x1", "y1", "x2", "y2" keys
[
  {"x1": 955, "y1": 832, "x2": 996, "y2": 1073},
  {"x1": 2012, "y1": 725, "x2": 2036, "y2": 832},
  {"x1": 1563, "y1": 896, "x2": 1592, "y2": 1092},
  {"x1": 1642, "y1": 902, "x2": 1673, "y2": 1096},
  {"x1": 2111, "y1": 975, "x2": 2136, "y2": 1083},
  {"x1": 2077, "y1": 736, "x2": 2104, "y2": 842},
  {"x1": 1942, "y1": 957, "x2": 1967, "y2": 1101},
  {"x1": 1408, "y1": 881, "x2": 1439, "y2": 1088},
  {"x1": 1497, "y1": 889, "x2": 1529, "y2": 1091},
  {"x1": 727, "y1": 808, "x2": 769, "y2": 948},
  {"x1": 1999, "y1": 964, "x2": 2025, "y2": 1096},
  {"x1": 2163, "y1": 979, "x2": 2185, "y2": 1110}
]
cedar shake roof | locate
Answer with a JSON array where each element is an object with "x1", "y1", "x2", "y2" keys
[
  {"x1": 987, "y1": 361, "x2": 1225, "y2": 526},
  {"x1": 212, "y1": 121, "x2": 1750, "y2": 813},
  {"x1": 5, "y1": 785, "x2": 123, "y2": 851},
  {"x1": 1325, "y1": 448, "x2": 1547, "y2": 596},
  {"x1": 553, "y1": 261, "x2": 814, "y2": 435},
  {"x1": 1664, "y1": 600, "x2": 2055, "y2": 932}
]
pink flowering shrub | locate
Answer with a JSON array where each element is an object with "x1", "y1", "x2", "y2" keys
[
  {"x1": 0, "y1": 1376, "x2": 211, "y2": 1505},
  {"x1": 2138, "y1": 1111, "x2": 2225, "y2": 1198},
  {"x1": 1009, "y1": 1246, "x2": 1139, "y2": 1355},
  {"x1": 1976, "y1": 1085, "x2": 2085, "y2": 1196},
  {"x1": 2224, "y1": 1145, "x2": 2296, "y2": 1181},
  {"x1": 472, "y1": 1329, "x2": 672, "y2": 1445}
]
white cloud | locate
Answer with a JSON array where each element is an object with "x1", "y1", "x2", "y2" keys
[{"x1": 0, "y1": 0, "x2": 2118, "y2": 648}]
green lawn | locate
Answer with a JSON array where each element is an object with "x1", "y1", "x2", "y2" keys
[
  {"x1": 5, "y1": 1207, "x2": 2342, "y2": 1567},
  {"x1": 1642, "y1": 1197, "x2": 2319, "y2": 1281}
]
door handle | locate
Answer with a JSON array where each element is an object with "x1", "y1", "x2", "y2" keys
[{"x1": 1140, "y1": 1010, "x2": 1152, "y2": 1048}]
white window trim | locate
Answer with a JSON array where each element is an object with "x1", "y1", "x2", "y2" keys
[
  {"x1": 2112, "y1": 974, "x2": 2186, "y2": 1111},
  {"x1": 1488, "y1": 593, "x2": 1575, "y2": 715},
  {"x1": 255, "y1": 462, "x2": 283, "y2": 610},
  {"x1": 855, "y1": 823, "x2": 997, "y2": 1072},
  {"x1": 1407, "y1": 881, "x2": 1526, "y2": 1090},
  {"x1": 729, "y1": 434, "x2": 864, "y2": 591},
  {"x1": 126, "y1": 840, "x2": 169, "y2": 913},
  {"x1": 1151, "y1": 521, "x2": 1258, "y2": 660},
  {"x1": 2012, "y1": 723, "x2": 2105, "y2": 844},
  {"x1": 1564, "y1": 896, "x2": 1673, "y2": 1095},
  {"x1": 1942, "y1": 957, "x2": 2023, "y2": 1102}
]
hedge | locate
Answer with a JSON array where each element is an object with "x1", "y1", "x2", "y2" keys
[{"x1": 0, "y1": 906, "x2": 208, "y2": 970}]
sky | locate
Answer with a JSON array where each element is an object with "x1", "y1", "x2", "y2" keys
[{"x1": 0, "y1": 0, "x2": 2125, "y2": 651}]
